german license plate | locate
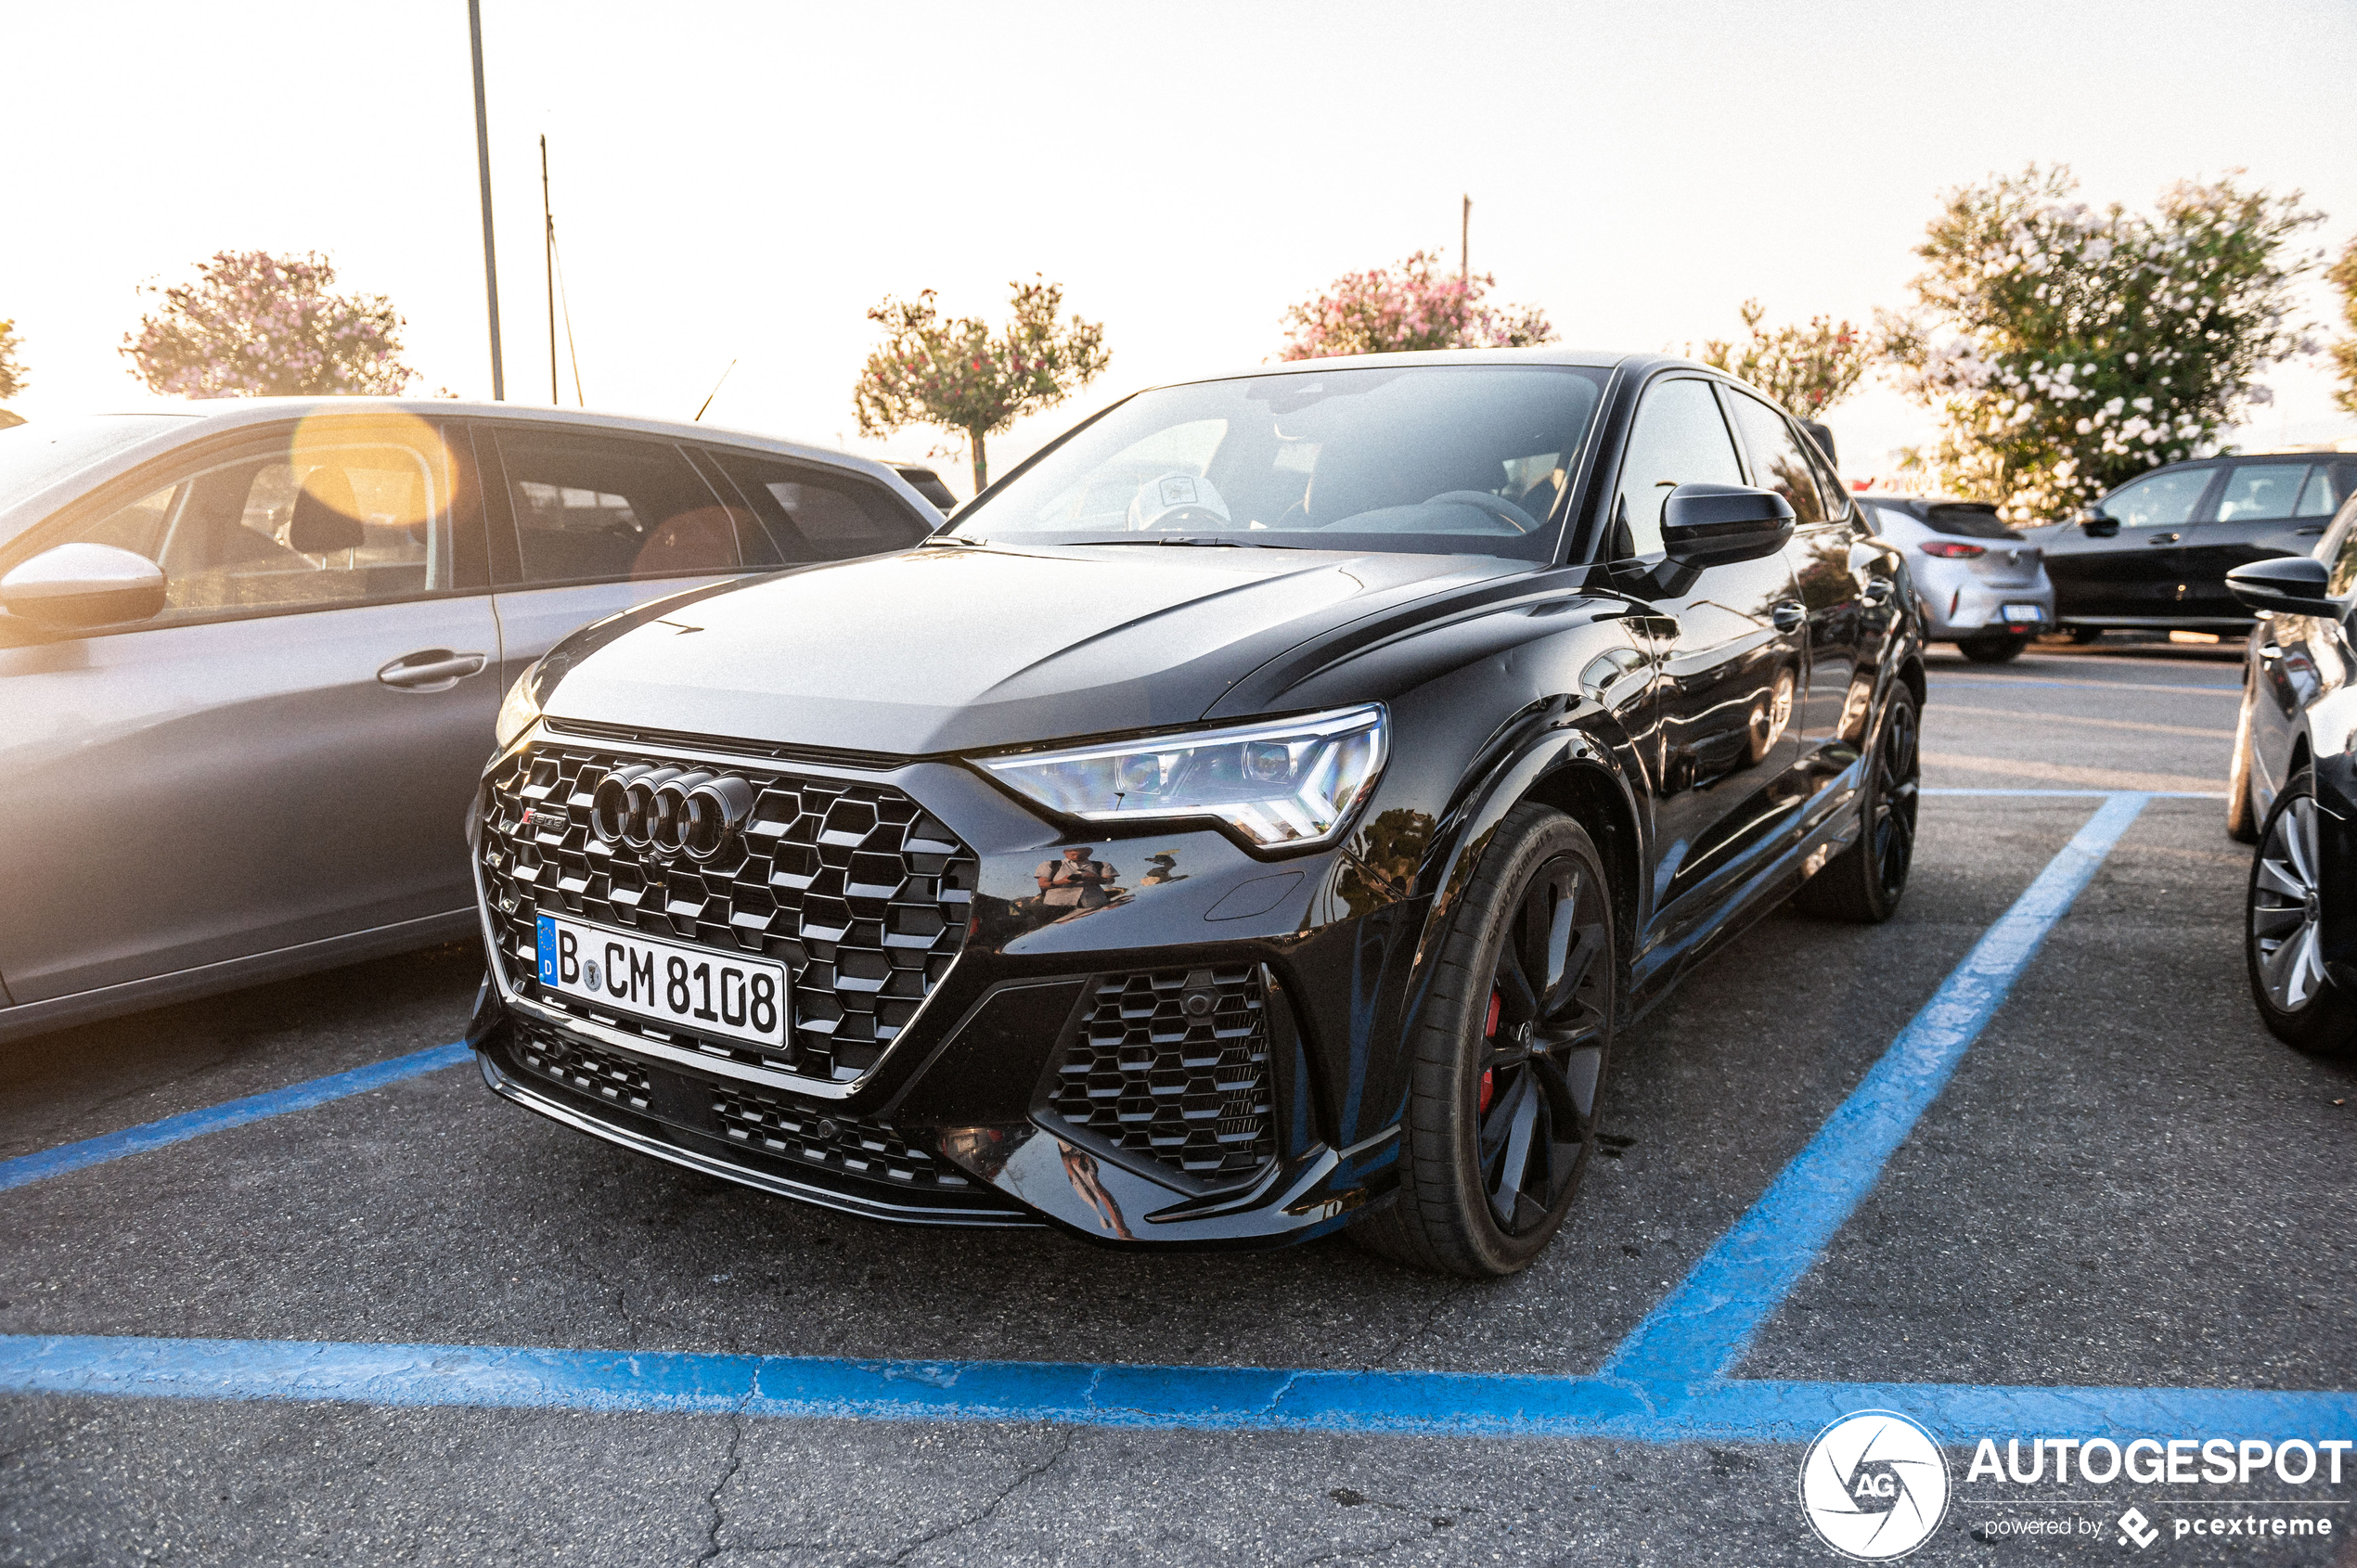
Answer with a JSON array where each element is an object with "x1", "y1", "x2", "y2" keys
[
  {"x1": 2000, "y1": 603, "x2": 2045, "y2": 623},
  {"x1": 535, "y1": 913, "x2": 787, "y2": 1048}
]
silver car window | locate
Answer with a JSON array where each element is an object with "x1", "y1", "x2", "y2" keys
[
  {"x1": 2101, "y1": 467, "x2": 2210, "y2": 527},
  {"x1": 59, "y1": 430, "x2": 452, "y2": 623}
]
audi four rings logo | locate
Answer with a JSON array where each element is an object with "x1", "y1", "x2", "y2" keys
[{"x1": 589, "y1": 766, "x2": 758, "y2": 861}]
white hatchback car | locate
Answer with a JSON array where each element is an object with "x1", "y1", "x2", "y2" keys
[{"x1": 1864, "y1": 495, "x2": 2054, "y2": 663}]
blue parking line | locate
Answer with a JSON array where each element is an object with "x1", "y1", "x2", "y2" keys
[
  {"x1": 3, "y1": 1333, "x2": 2350, "y2": 1444},
  {"x1": 1601, "y1": 792, "x2": 2150, "y2": 1382},
  {"x1": 0, "y1": 1042, "x2": 470, "y2": 1194}
]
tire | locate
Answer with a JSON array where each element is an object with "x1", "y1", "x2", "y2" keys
[
  {"x1": 1792, "y1": 683, "x2": 1920, "y2": 923},
  {"x1": 1350, "y1": 803, "x2": 1616, "y2": 1277},
  {"x1": 1957, "y1": 633, "x2": 2030, "y2": 663},
  {"x1": 2246, "y1": 769, "x2": 2357, "y2": 1055},
  {"x1": 2225, "y1": 684, "x2": 2260, "y2": 845}
]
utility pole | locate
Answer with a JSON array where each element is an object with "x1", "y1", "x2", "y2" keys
[
  {"x1": 542, "y1": 135, "x2": 557, "y2": 405},
  {"x1": 1461, "y1": 194, "x2": 1471, "y2": 286},
  {"x1": 468, "y1": 0, "x2": 505, "y2": 400}
]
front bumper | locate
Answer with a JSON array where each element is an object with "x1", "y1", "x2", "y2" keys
[{"x1": 468, "y1": 726, "x2": 1407, "y2": 1249}]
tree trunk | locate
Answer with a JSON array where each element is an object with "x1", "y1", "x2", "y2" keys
[{"x1": 969, "y1": 429, "x2": 988, "y2": 495}]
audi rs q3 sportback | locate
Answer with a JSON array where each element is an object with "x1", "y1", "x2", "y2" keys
[
  {"x1": 0, "y1": 402, "x2": 938, "y2": 1044},
  {"x1": 2224, "y1": 494, "x2": 2357, "y2": 1055},
  {"x1": 468, "y1": 350, "x2": 1925, "y2": 1276}
]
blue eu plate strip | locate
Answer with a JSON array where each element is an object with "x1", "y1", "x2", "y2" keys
[
  {"x1": 2, "y1": 1333, "x2": 2349, "y2": 1446},
  {"x1": 536, "y1": 914, "x2": 557, "y2": 984},
  {"x1": 0, "y1": 1042, "x2": 470, "y2": 1194},
  {"x1": 1601, "y1": 792, "x2": 2151, "y2": 1382}
]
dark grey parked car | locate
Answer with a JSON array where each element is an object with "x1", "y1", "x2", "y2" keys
[{"x1": 0, "y1": 400, "x2": 940, "y2": 1042}]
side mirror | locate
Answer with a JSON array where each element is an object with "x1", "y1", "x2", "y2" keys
[
  {"x1": 1798, "y1": 419, "x2": 1836, "y2": 469},
  {"x1": 0, "y1": 543, "x2": 168, "y2": 628},
  {"x1": 2080, "y1": 508, "x2": 2120, "y2": 538},
  {"x1": 1662, "y1": 482, "x2": 1796, "y2": 568},
  {"x1": 2226, "y1": 555, "x2": 2333, "y2": 616}
]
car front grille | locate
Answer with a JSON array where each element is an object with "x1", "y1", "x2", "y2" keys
[
  {"x1": 713, "y1": 1084, "x2": 968, "y2": 1190},
  {"x1": 514, "y1": 1024, "x2": 654, "y2": 1111},
  {"x1": 1045, "y1": 965, "x2": 1277, "y2": 1184},
  {"x1": 480, "y1": 741, "x2": 977, "y2": 1086}
]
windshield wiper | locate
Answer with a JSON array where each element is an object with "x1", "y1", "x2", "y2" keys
[{"x1": 1067, "y1": 536, "x2": 1302, "y2": 549}]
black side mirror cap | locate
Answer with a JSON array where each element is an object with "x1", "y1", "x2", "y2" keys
[
  {"x1": 1662, "y1": 482, "x2": 1796, "y2": 568},
  {"x1": 2225, "y1": 554, "x2": 2334, "y2": 616},
  {"x1": 1798, "y1": 419, "x2": 1836, "y2": 469},
  {"x1": 2080, "y1": 508, "x2": 2120, "y2": 538}
]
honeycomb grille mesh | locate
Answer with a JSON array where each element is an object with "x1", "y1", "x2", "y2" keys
[
  {"x1": 1048, "y1": 966, "x2": 1276, "y2": 1182},
  {"x1": 714, "y1": 1085, "x2": 967, "y2": 1189},
  {"x1": 514, "y1": 1019, "x2": 653, "y2": 1111},
  {"x1": 481, "y1": 743, "x2": 976, "y2": 1085}
]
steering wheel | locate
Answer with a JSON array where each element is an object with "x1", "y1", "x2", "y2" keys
[
  {"x1": 1427, "y1": 490, "x2": 1541, "y2": 534},
  {"x1": 1136, "y1": 505, "x2": 1230, "y2": 533}
]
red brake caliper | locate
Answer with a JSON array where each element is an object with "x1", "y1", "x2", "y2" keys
[{"x1": 1480, "y1": 990, "x2": 1501, "y2": 1113}]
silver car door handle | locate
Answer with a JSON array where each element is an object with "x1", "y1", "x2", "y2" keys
[
  {"x1": 1771, "y1": 602, "x2": 1807, "y2": 633},
  {"x1": 378, "y1": 649, "x2": 489, "y2": 689},
  {"x1": 2146, "y1": 533, "x2": 2180, "y2": 546}
]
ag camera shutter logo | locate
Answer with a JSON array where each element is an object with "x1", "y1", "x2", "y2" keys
[{"x1": 1799, "y1": 1410, "x2": 1951, "y2": 1560}]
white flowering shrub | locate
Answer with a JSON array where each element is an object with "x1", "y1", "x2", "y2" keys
[{"x1": 1882, "y1": 166, "x2": 2321, "y2": 522}]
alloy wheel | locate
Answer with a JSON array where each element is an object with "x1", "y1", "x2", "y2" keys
[
  {"x1": 1475, "y1": 855, "x2": 1611, "y2": 1235},
  {"x1": 2253, "y1": 793, "x2": 2327, "y2": 1013},
  {"x1": 1871, "y1": 700, "x2": 1920, "y2": 902}
]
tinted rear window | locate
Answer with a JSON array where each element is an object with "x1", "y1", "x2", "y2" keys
[{"x1": 1922, "y1": 503, "x2": 2015, "y2": 539}]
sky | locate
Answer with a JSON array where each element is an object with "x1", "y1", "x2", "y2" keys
[{"x1": 8, "y1": 0, "x2": 2355, "y2": 500}]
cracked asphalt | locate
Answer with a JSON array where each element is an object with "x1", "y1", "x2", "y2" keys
[{"x1": 7, "y1": 637, "x2": 2355, "y2": 1565}]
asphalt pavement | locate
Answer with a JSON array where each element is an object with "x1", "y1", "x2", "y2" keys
[{"x1": 6, "y1": 636, "x2": 2353, "y2": 1567}]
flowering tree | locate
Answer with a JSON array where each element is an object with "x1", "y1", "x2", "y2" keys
[
  {"x1": 2328, "y1": 237, "x2": 2357, "y2": 417},
  {"x1": 0, "y1": 317, "x2": 25, "y2": 404},
  {"x1": 1277, "y1": 249, "x2": 1554, "y2": 361},
  {"x1": 1694, "y1": 300, "x2": 1869, "y2": 418},
  {"x1": 121, "y1": 251, "x2": 415, "y2": 398},
  {"x1": 852, "y1": 276, "x2": 1109, "y2": 495},
  {"x1": 1881, "y1": 165, "x2": 2321, "y2": 522}
]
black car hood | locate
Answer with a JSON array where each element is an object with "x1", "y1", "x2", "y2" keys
[{"x1": 539, "y1": 541, "x2": 1532, "y2": 755}]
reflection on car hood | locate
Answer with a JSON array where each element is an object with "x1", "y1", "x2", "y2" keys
[{"x1": 539, "y1": 541, "x2": 1529, "y2": 754}]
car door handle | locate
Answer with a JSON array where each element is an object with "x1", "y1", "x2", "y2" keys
[
  {"x1": 377, "y1": 649, "x2": 489, "y2": 690},
  {"x1": 2295, "y1": 525, "x2": 2325, "y2": 536},
  {"x1": 2145, "y1": 533, "x2": 2181, "y2": 546},
  {"x1": 1771, "y1": 602, "x2": 1807, "y2": 633}
]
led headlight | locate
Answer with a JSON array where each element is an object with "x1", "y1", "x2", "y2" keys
[
  {"x1": 978, "y1": 705, "x2": 1387, "y2": 850},
  {"x1": 494, "y1": 665, "x2": 544, "y2": 750}
]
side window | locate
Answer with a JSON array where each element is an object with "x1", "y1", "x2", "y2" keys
[
  {"x1": 2325, "y1": 499, "x2": 2357, "y2": 597},
  {"x1": 2100, "y1": 467, "x2": 2210, "y2": 527},
  {"x1": 2215, "y1": 463, "x2": 2310, "y2": 522},
  {"x1": 495, "y1": 428, "x2": 740, "y2": 585},
  {"x1": 1724, "y1": 392, "x2": 1830, "y2": 527},
  {"x1": 34, "y1": 426, "x2": 455, "y2": 623},
  {"x1": 1611, "y1": 379, "x2": 1745, "y2": 557},
  {"x1": 706, "y1": 449, "x2": 932, "y2": 562},
  {"x1": 2296, "y1": 465, "x2": 2353, "y2": 520}
]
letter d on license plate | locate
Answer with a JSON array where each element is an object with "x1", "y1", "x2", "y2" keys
[{"x1": 534, "y1": 913, "x2": 788, "y2": 1048}]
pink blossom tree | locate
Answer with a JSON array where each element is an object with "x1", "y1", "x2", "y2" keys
[
  {"x1": 121, "y1": 251, "x2": 416, "y2": 398},
  {"x1": 853, "y1": 276, "x2": 1109, "y2": 495},
  {"x1": 1277, "y1": 249, "x2": 1554, "y2": 361}
]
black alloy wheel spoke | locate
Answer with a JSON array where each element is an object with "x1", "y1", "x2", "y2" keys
[{"x1": 1475, "y1": 851, "x2": 1609, "y2": 1235}]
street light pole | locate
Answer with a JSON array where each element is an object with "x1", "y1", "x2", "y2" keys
[{"x1": 469, "y1": 0, "x2": 505, "y2": 401}]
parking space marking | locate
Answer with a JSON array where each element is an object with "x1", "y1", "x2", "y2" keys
[
  {"x1": 1600, "y1": 792, "x2": 2151, "y2": 1382},
  {"x1": 3, "y1": 1332, "x2": 2350, "y2": 1445},
  {"x1": 0, "y1": 1041, "x2": 469, "y2": 1194}
]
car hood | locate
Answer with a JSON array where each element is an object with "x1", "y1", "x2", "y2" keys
[{"x1": 537, "y1": 541, "x2": 1531, "y2": 754}]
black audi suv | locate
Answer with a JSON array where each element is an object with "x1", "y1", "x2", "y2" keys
[
  {"x1": 467, "y1": 350, "x2": 1924, "y2": 1276},
  {"x1": 2224, "y1": 492, "x2": 2357, "y2": 1055}
]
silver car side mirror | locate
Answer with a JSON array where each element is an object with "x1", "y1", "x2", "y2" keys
[{"x1": 0, "y1": 542, "x2": 168, "y2": 628}]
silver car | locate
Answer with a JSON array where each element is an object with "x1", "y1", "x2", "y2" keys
[
  {"x1": 0, "y1": 399, "x2": 941, "y2": 1043},
  {"x1": 1862, "y1": 494, "x2": 2054, "y2": 663}
]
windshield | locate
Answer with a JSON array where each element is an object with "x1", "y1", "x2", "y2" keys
[
  {"x1": 952, "y1": 365, "x2": 1607, "y2": 561},
  {"x1": 0, "y1": 415, "x2": 190, "y2": 505}
]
